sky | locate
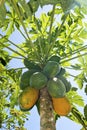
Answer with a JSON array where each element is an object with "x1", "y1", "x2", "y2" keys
[{"x1": 1, "y1": 3, "x2": 86, "y2": 130}]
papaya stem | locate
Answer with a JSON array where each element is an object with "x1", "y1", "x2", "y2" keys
[
  {"x1": 11, "y1": 0, "x2": 33, "y2": 47},
  {"x1": 40, "y1": 87, "x2": 56, "y2": 130},
  {"x1": 17, "y1": 28, "x2": 29, "y2": 41},
  {"x1": 61, "y1": 45, "x2": 87, "y2": 60},
  {"x1": 1, "y1": 42, "x2": 26, "y2": 58},
  {"x1": 46, "y1": 12, "x2": 69, "y2": 58},
  {"x1": 60, "y1": 52, "x2": 87, "y2": 64},
  {"x1": 48, "y1": 5, "x2": 56, "y2": 43},
  {"x1": 0, "y1": 34, "x2": 26, "y2": 53},
  {"x1": 9, "y1": 56, "x2": 23, "y2": 59}
]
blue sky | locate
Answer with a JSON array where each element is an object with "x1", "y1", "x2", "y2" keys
[{"x1": 1, "y1": 3, "x2": 86, "y2": 130}]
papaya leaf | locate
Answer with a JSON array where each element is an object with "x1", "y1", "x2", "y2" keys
[
  {"x1": 28, "y1": 0, "x2": 39, "y2": 13},
  {"x1": 66, "y1": 91, "x2": 84, "y2": 107},
  {"x1": 78, "y1": 53, "x2": 85, "y2": 65},
  {"x1": 74, "y1": 72, "x2": 85, "y2": 89},
  {"x1": 80, "y1": 127, "x2": 87, "y2": 130},
  {"x1": 0, "y1": 2, "x2": 6, "y2": 23},
  {"x1": 7, "y1": 69, "x2": 22, "y2": 83},
  {"x1": 84, "y1": 104, "x2": 87, "y2": 120},
  {"x1": 71, "y1": 107, "x2": 87, "y2": 129},
  {"x1": 81, "y1": 7, "x2": 87, "y2": 14},
  {"x1": 75, "y1": 0, "x2": 87, "y2": 11},
  {"x1": 19, "y1": 0, "x2": 32, "y2": 19},
  {"x1": 79, "y1": 28, "x2": 87, "y2": 39},
  {"x1": 6, "y1": 21, "x2": 15, "y2": 36}
]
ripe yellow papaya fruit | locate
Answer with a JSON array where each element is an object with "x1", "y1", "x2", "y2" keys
[
  {"x1": 52, "y1": 96, "x2": 71, "y2": 116},
  {"x1": 19, "y1": 87, "x2": 39, "y2": 111}
]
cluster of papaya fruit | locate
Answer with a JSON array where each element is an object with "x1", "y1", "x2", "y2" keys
[{"x1": 18, "y1": 55, "x2": 71, "y2": 116}]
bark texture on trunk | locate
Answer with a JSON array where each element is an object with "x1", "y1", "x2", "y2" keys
[{"x1": 40, "y1": 87, "x2": 56, "y2": 130}]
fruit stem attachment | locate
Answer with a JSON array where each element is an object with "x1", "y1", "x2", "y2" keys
[{"x1": 40, "y1": 87, "x2": 56, "y2": 130}]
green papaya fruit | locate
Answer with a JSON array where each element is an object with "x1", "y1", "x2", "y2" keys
[
  {"x1": 20, "y1": 70, "x2": 36, "y2": 90},
  {"x1": 30, "y1": 72, "x2": 48, "y2": 89},
  {"x1": 48, "y1": 55, "x2": 60, "y2": 63},
  {"x1": 47, "y1": 77, "x2": 66, "y2": 98},
  {"x1": 57, "y1": 76, "x2": 71, "y2": 92},
  {"x1": 24, "y1": 58, "x2": 41, "y2": 71},
  {"x1": 43, "y1": 61, "x2": 60, "y2": 78},
  {"x1": 56, "y1": 67, "x2": 66, "y2": 76}
]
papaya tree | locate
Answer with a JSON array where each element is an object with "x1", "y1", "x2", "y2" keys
[{"x1": 0, "y1": 0, "x2": 87, "y2": 130}]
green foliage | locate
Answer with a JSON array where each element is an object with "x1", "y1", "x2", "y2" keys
[
  {"x1": 66, "y1": 90, "x2": 84, "y2": 107},
  {"x1": 69, "y1": 107, "x2": 87, "y2": 129},
  {"x1": 0, "y1": 64, "x2": 29, "y2": 129},
  {"x1": 0, "y1": 1, "x2": 6, "y2": 24},
  {"x1": 74, "y1": 72, "x2": 85, "y2": 89},
  {"x1": 0, "y1": 0, "x2": 87, "y2": 129}
]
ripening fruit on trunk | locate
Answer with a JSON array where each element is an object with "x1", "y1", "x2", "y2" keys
[
  {"x1": 19, "y1": 87, "x2": 39, "y2": 111},
  {"x1": 52, "y1": 96, "x2": 71, "y2": 116},
  {"x1": 43, "y1": 61, "x2": 60, "y2": 78},
  {"x1": 30, "y1": 72, "x2": 48, "y2": 90},
  {"x1": 20, "y1": 70, "x2": 36, "y2": 90},
  {"x1": 47, "y1": 77, "x2": 66, "y2": 98}
]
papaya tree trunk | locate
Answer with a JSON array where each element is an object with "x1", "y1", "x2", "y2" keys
[{"x1": 40, "y1": 87, "x2": 56, "y2": 130}]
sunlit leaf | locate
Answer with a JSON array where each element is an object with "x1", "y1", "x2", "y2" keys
[
  {"x1": 74, "y1": 72, "x2": 85, "y2": 89},
  {"x1": 0, "y1": 2, "x2": 6, "y2": 23},
  {"x1": 79, "y1": 28, "x2": 87, "y2": 39},
  {"x1": 67, "y1": 90, "x2": 84, "y2": 106}
]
